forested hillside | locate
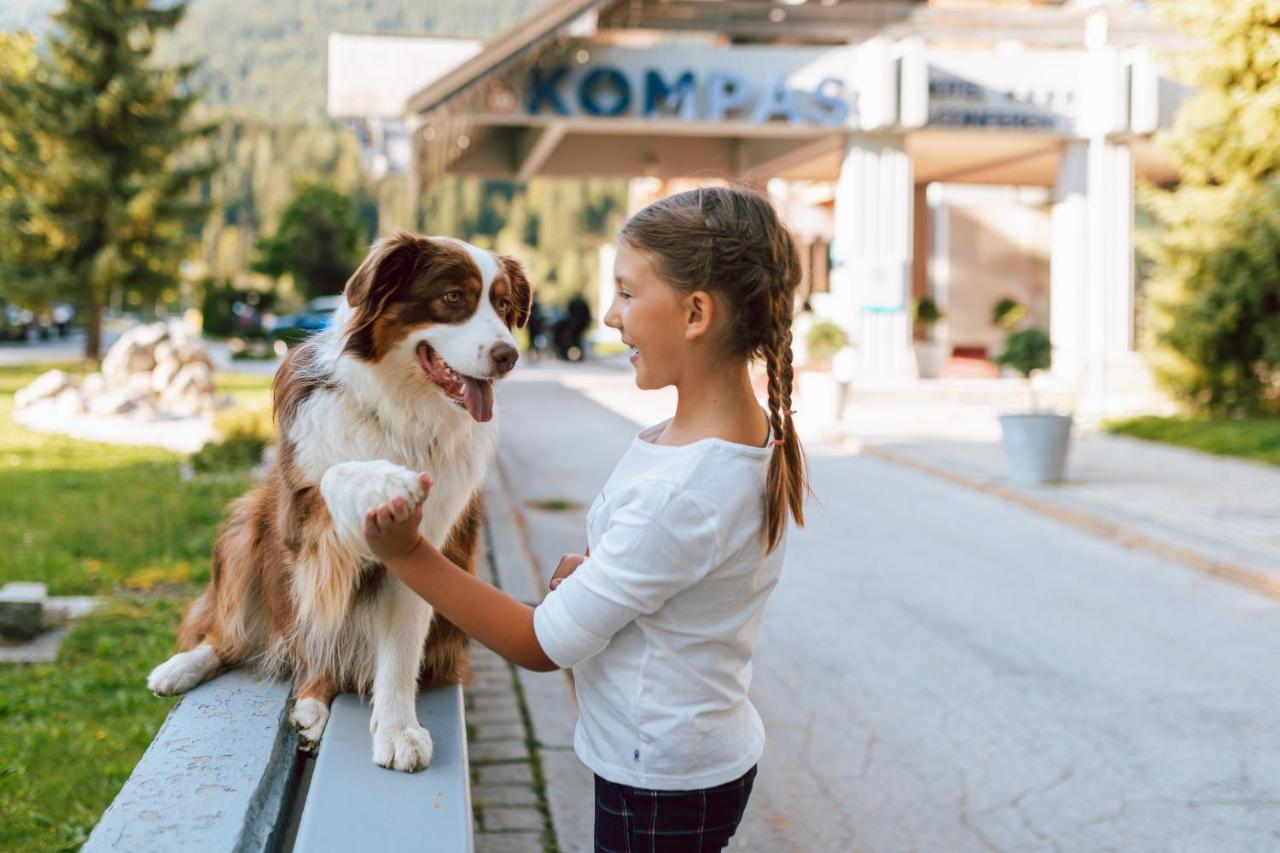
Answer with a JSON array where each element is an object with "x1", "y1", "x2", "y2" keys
[
  {"x1": 1, "y1": 0, "x2": 547, "y2": 120},
  {"x1": 2, "y1": 0, "x2": 628, "y2": 316}
]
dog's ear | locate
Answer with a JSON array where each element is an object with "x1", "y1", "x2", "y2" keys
[
  {"x1": 345, "y1": 231, "x2": 419, "y2": 316},
  {"x1": 499, "y1": 255, "x2": 533, "y2": 329}
]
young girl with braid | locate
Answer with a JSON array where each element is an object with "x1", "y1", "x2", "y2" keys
[{"x1": 363, "y1": 185, "x2": 809, "y2": 852}]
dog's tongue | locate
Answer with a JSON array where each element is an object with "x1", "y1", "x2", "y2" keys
[{"x1": 462, "y1": 377, "x2": 494, "y2": 422}]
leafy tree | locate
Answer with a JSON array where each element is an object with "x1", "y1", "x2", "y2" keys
[
  {"x1": 418, "y1": 176, "x2": 628, "y2": 310},
  {"x1": 0, "y1": 0, "x2": 218, "y2": 359},
  {"x1": 1139, "y1": 0, "x2": 1280, "y2": 416},
  {"x1": 252, "y1": 182, "x2": 364, "y2": 300}
]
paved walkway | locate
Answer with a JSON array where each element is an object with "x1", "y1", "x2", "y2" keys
[
  {"x1": 464, "y1": 507, "x2": 556, "y2": 852},
  {"x1": 833, "y1": 381, "x2": 1280, "y2": 599},
  {"x1": 484, "y1": 359, "x2": 1280, "y2": 852}
]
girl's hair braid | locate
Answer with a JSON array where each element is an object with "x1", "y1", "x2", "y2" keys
[{"x1": 619, "y1": 183, "x2": 809, "y2": 552}]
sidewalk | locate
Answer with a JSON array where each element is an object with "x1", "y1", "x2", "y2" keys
[
  {"x1": 480, "y1": 360, "x2": 1280, "y2": 851},
  {"x1": 834, "y1": 380, "x2": 1280, "y2": 600}
]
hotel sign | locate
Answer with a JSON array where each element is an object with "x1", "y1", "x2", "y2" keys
[
  {"x1": 921, "y1": 50, "x2": 1085, "y2": 134},
  {"x1": 505, "y1": 45, "x2": 865, "y2": 128}
]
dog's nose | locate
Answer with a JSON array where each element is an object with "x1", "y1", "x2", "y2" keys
[{"x1": 490, "y1": 342, "x2": 518, "y2": 376}]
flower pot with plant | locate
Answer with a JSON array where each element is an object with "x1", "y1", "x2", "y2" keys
[
  {"x1": 990, "y1": 296, "x2": 1028, "y2": 377},
  {"x1": 993, "y1": 327, "x2": 1073, "y2": 485},
  {"x1": 913, "y1": 296, "x2": 946, "y2": 379},
  {"x1": 802, "y1": 320, "x2": 851, "y2": 427}
]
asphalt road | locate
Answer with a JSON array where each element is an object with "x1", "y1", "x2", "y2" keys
[{"x1": 494, "y1": 361, "x2": 1280, "y2": 853}]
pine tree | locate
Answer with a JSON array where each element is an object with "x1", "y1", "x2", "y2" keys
[
  {"x1": 0, "y1": 0, "x2": 219, "y2": 359},
  {"x1": 0, "y1": 32, "x2": 54, "y2": 314},
  {"x1": 1139, "y1": 0, "x2": 1280, "y2": 415}
]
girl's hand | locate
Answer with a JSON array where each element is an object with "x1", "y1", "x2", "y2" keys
[
  {"x1": 363, "y1": 472, "x2": 433, "y2": 564},
  {"x1": 549, "y1": 546, "x2": 588, "y2": 591}
]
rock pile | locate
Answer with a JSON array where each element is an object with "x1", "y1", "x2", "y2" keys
[{"x1": 16, "y1": 321, "x2": 216, "y2": 419}]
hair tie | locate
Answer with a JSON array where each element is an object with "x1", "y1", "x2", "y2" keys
[{"x1": 771, "y1": 438, "x2": 785, "y2": 446}]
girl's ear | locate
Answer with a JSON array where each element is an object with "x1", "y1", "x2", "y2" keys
[{"x1": 683, "y1": 290, "x2": 715, "y2": 341}]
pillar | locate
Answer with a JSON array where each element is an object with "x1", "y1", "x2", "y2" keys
[
  {"x1": 828, "y1": 137, "x2": 914, "y2": 380},
  {"x1": 1050, "y1": 138, "x2": 1136, "y2": 411}
]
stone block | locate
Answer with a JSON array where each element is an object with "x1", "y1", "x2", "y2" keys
[
  {"x1": 475, "y1": 831, "x2": 544, "y2": 853},
  {"x1": 482, "y1": 806, "x2": 545, "y2": 833},
  {"x1": 471, "y1": 739, "x2": 530, "y2": 764},
  {"x1": 473, "y1": 784, "x2": 540, "y2": 807},
  {"x1": 0, "y1": 599, "x2": 42, "y2": 640},
  {"x1": 474, "y1": 762, "x2": 534, "y2": 787}
]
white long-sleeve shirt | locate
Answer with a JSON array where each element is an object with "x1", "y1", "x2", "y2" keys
[{"x1": 533, "y1": 415, "x2": 787, "y2": 790}]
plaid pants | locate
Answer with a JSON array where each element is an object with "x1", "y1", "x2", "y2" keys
[{"x1": 593, "y1": 765, "x2": 757, "y2": 853}]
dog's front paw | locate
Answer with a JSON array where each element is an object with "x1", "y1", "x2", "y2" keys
[
  {"x1": 290, "y1": 697, "x2": 331, "y2": 747},
  {"x1": 321, "y1": 460, "x2": 426, "y2": 545},
  {"x1": 147, "y1": 644, "x2": 219, "y2": 696},
  {"x1": 372, "y1": 723, "x2": 434, "y2": 772}
]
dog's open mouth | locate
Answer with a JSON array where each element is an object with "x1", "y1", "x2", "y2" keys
[{"x1": 416, "y1": 342, "x2": 494, "y2": 423}]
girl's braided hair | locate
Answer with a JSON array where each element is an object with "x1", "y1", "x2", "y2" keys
[{"x1": 619, "y1": 184, "x2": 808, "y2": 552}]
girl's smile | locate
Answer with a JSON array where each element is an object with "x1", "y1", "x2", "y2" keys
[{"x1": 604, "y1": 242, "x2": 693, "y2": 390}]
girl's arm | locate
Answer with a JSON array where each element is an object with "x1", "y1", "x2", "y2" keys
[{"x1": 362, "y1": 479, "x2": 578, "y2": 673}]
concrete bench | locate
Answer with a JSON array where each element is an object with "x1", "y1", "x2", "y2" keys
[{"x1": 84, "y1": 671, "x2": 473, "y2": 852}]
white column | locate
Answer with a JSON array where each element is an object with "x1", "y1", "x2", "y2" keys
[
  {"x1": 927, "y1": 183, "x2": 951, "y2": 359},
  {"x1": 829, "y1": 137, "x2": 914, "y2": 380},
  {"x1": 1050, "y1": 138, "x2": 1136, "y2": 410},
  {"x1": 1050, "y1": 142, "x2": 1088, "y2": 390}
]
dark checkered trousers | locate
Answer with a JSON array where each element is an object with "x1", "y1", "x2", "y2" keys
[{"x1": 593, "y1": 764, "x2": 758, "y2": 852}]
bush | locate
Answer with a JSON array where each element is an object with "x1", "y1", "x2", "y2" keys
[
  {"x1": 995, "y1": 328, "x2": 1052, "y2": 379},
  {"x1": 991, "y1": 297, "x2": 1027, "y2": 330},
  {"x1": 914, "y1": 296, "x2": 943, "y2": 326},
  {"x1": 805, "y1": 321, "x2": 850, "y2": 364}
]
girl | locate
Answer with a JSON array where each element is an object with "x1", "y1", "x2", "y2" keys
[{"x1": 364, "y1": 185, "x2": 808, "y2": 852}]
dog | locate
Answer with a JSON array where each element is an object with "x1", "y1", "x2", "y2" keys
[{"x1": 147, "y1": 231, "x2": 531, "y2": 772}]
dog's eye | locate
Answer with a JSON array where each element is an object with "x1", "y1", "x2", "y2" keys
[
  {"x1": 495, "y1": 298, "x2": 510, "y2": 313},
  {"x1": 442, "y1": 291, "x2": 464, "y2": 305}
]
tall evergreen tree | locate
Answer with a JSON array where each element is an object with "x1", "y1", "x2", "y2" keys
[
  {"x1": 1139, "y1": 0, "x2": 1280, "y2": 415},
  {"x1": 0, "y1": 0, "x2": 218, "y2": 359},
  {"x1": 0, "y1": 32, "x2": 53, "y2": 314}
]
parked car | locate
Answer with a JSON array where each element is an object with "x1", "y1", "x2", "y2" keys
[
  {"x1": 0, "y1": 301, "x2": 49, "y2": 341},
  {"x1": 266, "y1": 295, "x2": 343, "y2": 355}
]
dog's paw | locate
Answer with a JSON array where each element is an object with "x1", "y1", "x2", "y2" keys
[
  {"x1": 290, "y1": 697, "x2": 330, "y2": 747},
  {"x1": 147, "y1": 644, "x2": 219, "y2": 696},
  {"x1": 321, "y1": 460, "x2": 426, "y2": 544},
  {"x1": 372, "y1": 723, "x2": 434, "y2": 772}
]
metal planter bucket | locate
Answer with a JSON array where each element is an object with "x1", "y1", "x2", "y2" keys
[{"x1": 997, "y1": 413, "x2": 1073, "y2": 485}]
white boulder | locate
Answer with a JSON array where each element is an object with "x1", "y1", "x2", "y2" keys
[
  {"x1": 15, "y1": 369, "x2": 75, "y2": 410},
  {"x1": 161, "y1": 362, "x2": 215, "y2": 417}
]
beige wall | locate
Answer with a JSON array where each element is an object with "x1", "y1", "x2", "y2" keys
[{"x1": 944, "y1": 199, "x2": 1051, "y2": 357}]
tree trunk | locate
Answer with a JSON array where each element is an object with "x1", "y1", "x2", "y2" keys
[{"x1": 84, "y1": 287, "x2": 101, "y2": 362}]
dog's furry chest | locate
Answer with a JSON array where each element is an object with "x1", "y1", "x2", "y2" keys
[{"x1": 291, "y1": 387, "x2": 498, "y2": 547}]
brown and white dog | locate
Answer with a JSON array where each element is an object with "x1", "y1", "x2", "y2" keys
[{"x1": 147, "y1": 231, "x2": 531, "y2": 772}]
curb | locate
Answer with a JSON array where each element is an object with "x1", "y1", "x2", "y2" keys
[
  {"x1": 861, "y1": 443, "x2": 1280, "y2": 603},
  {"x1": 484, "y1": 462, "x2": 595, "y2": 853}
]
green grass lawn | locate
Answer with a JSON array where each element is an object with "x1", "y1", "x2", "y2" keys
[
  {"x1": 0, "y1": 362, "x2": 273, "y2": 851},
  {"x1": 1105, "y1": 415, "x2": 1280, "y2": 467}
]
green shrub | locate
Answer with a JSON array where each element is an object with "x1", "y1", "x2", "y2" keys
[
  {"x1": 991, "y1": 297, "x2": 1027, "y2": 330},
  {"x1": 995, "y1": 328, "x2": 1052, "y2": 379},
  {"x1": 805, "y1": 321, "x2": 850, "y2": 364},
  {"x1": 914, "y1": 296, "x2": 943, "y2": 326}
]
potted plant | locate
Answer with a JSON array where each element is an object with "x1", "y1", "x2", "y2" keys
[
  {"x1": 994, "y1": 328, "x2": 1073, "y2": 485},
  {"x1": 913, "y1": 296, "x2": 945, "y2": 379},
  {"x1": 990, "y1": 297, "x2": 1027, "y2": 377},
  {"x1": 802, "y1": 320, "x2": 851, "y2": 427}
]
